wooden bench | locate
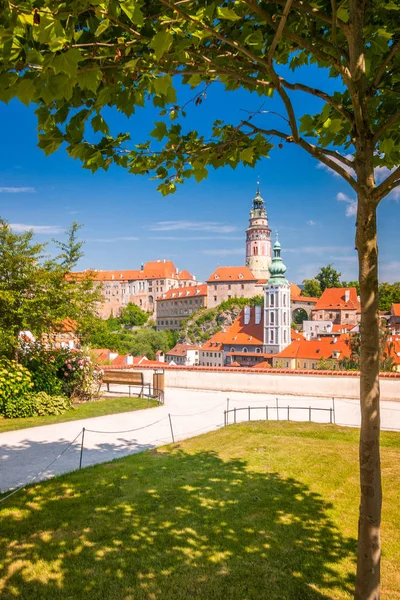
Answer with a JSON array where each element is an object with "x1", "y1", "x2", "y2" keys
[{"x1": 102, "y1": 370, "x2": 151, "y2": 397}]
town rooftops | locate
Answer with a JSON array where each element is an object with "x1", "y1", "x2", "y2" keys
[
  {"x1": 209, "y1": 307, "x2": 264, "y2": 346},
  {"x1": 313, "y1": 287, "x2": 360, "y2": 312},
  {"x1": 276, "y1": 336, "x2": 351, "y2": 361},
  {"x1": 166, "y1": 343, "x2": 201, "y2": 357},
  {"x1": 157, "y1": 283, "x2": 207, "y2": 301},
  {"x1": 70, "y1": 260, "x2": 195, "y2": 283},
  {"x1": 206, "y1": 266, "x2": 257, "y2": 283},
  {"x1": 392, "y1": 304, "x2": 400, "y2": 317}
]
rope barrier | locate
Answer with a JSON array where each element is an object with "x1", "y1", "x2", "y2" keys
[
  {"x1": 169, "y1": 401, "x2": 226, "y2": 417},
  {"x1": 0, "y1": 430, "x2": 83, "y2": 504}
]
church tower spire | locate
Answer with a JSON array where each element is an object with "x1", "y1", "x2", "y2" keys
[
  {"x1": 263, "y1": 234, "x2": 291, "y2": 354},
  {"x1": 245, "y1": 183, "x2": 272, "y2": 280}
]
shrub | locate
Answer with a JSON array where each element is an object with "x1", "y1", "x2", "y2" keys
[
  {"x1": 0, "y1": 359, "x2": 36, "y2": 418},
  {"x1": 33, "y1": 391, "x2": 71, "y2": 416},
  {"x1": 60, "y1": 350, "x2": 103, "y2": 400}
]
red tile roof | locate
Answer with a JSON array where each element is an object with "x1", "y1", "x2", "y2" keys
[
  {"x1": 276, "y1": 336, "x2": 351, "y2": 361},
  {"x1": 157, "y1": 283, "x2": 207, "y2": 301},
  {"x1": 210, "y1": 307, "x2": 264, "y2": 346},
  {"x1": 166, "y1": 343, "x2": 201, "y2": 357},
  {"x1": 201, "y1": 338, "x2": 224, "y2": 352},
  {"x1": 206, "y1": 266, "x2": 256, "y2": 283},
  {"x1": 179, "y1": 269, "x2": 195, "y2": 281},
  {"x1": 392, "y1": 304, "x2": 400, "y2": 317},
  {"x1": 70, "y1": 260, "x2": 192, "y2": 283},
  {"x1": 313, "y1": 287, "x2": 360, "y2": 312},
  {"x1": 290, "y1": 283, "x2": 302, "y2": 297}
]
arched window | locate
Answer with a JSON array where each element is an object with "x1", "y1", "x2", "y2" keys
[
  {"x1": 242, "y1": 347, "x2": 248, "y2": 353},
  {"x1": 254, "y1": 245, "x2": 258, "y2": 256},
  {"x1": 283, "y1": 312, "x2": 287, "y2": 325},
  {"x1": 230, "y1": 347, "x2": 235, "y2": 352},
  {"x1": 256, "y1": 348, "x2": 261, "y2": 354},
  {"x1": 270, "y1": 312, "x2": 275, "y2": 324},
  {"x1": 283, "y1": 294, "x2": 287, "y2": 306},
  {"x1": 270, "y1": 293, "x2": 274, "y2": 306},
  {"x1": 270, "y1": 330, "x2": 274, "y2": 343},
  {"x1": 283, "y1": 330, "x2": 287, "y2": 343}
]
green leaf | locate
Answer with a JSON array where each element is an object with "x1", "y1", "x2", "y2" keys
[
  {"x1": 92, "y1": 114, "x2": 110, "y2": 135},
  {"x1": 299, "y1": 114, "x2": 314, "y2": 133},
  {"x1": 150, "y1": 121, "x2": 167, "y2": 141},
  {"x1": 17, "y1": 79, "x2": 36, "y2": 106},
  {"x1": 150, "y1": 30, "x2": 173, "y2": 60},
  {"x1": 77, "y1": 69, "x2": 102, "y2": 93},
  {"x1": 381, "y1": 138, "x2": 394, "y2": 157},
  {"x1": 95, "y1": 19, "x2": 110, "y2": 37},
  {"x1": 217, "y1": 6, "x2": 241, "y2": 20},
  {"x1": 240, "y1": 147, "x2": 254, "y2": 164},
  {"x1": 337, "y1": 8, "x2": 349, "y2": 22},
  {"x1": 52, "y1": 49, "x2": 82, "y2": 77},
  {"x1": 120, "y1": 3, "x2": 144, "y2": 26},
  {"x1": 153, "y1": 75, "x2": 173, "y2": 96},
  {"x1": 38, "y1": 128, "x2": 64, "y2": 155}
]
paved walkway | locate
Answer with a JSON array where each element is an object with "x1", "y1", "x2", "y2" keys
[{"x1": 1, "y1": 388, "x2": 399, "y2": 493}]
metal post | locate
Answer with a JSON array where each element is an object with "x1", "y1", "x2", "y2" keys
[
  {"x1": 168, "y1": 413, "x2": 175, "y2": 443},
  {"x1": 266, "y1": 405, "x2": 268, "y2": 421},
  {"x1": 79, "y1": 428, "x2": 85, "y2": 469},
  {"x1": 227, "y1": 397, "x2": 230, "y2": 414},
  {"x1": 287, "y1": 405, "x2": 290, "y2": 421},
  {"x1": 224, "y1": 410, "x2": 226, "y2": 427},
  {"x1": 329, "y1": 407, "x2": 333, "y2": 424},
  {"x1": 309, "y1": 406, "x2": 312, "y2": 422},
  {"x1": 276, "y1": 397, "x2": 279, "y2": 421},
  {"x1": 234, "y1": 407, "x2": 237, "y2": 424},
  {"x1": 332, "y1": 397, "x2": 336, "y2": 424},
  {"x1": 248, "y1": 405, "x2": 251, "y2": 421}
]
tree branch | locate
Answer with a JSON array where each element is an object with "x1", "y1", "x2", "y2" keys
[
  {"x1": 267, "y1": 0, "x2": 294, "y2": 64},
  {"x1": 280, "y1": 78, "x2": 354, "y2": 124},
  {"x1": 373, "y1": 166, "x2": 400, "y2": 203},
  {"x1": 372, "y1": 111, "x2": 400, "y2": 145},
  {"x1": 372, "y1": 41, "x2": 400, "y2": 90}
]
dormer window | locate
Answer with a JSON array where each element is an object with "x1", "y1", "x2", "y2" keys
[
  {"x1": 215, "y1": 274, "x2": 219, "y2": 279},
  {"x1": 238, "y1": 273, "x2": 243, "y2": 279}
]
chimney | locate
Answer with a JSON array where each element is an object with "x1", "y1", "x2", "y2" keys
[
  {"x1": 163, "y1": 258, "x2": 166, "y2": 263},
  {"x1": 344, "y1": 289, "x2": 350, "y2": 302},
  {"x1": 126, "y1": 355, "x2": 133, "y2": 365}
]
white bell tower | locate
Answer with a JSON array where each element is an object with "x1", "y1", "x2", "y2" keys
[{"x1": 264, "y1": 235, "x2": 291, "y2": 354}]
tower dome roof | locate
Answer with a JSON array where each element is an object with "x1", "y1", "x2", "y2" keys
[{"x1": 268, "y1": 234, "x2": 288, "y2": 284}]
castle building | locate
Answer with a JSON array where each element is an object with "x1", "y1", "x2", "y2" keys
[
  {"x1": 245, "y1": 187, "x2": 272, "y2": 281},
  {"x1": 263, "y1": 236, "x2": 291, "y2": 354}
]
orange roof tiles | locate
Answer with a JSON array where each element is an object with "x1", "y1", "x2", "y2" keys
[
  {"x1": 179, "y1": 269, "x2": 195, "y2": 280},
  {"x1": 276, "y1": 336, "x2": 351, "y2": 361},
  {"x1": 209, "y1": 307, "x2": 264, "y2": 346},
  {"x1": 206, "y1": 266, "x2": 256, "y2": 283},
  {"x1": 201, "y1": 338, "x2": 224, "y2": 352},
  {"x1": 166, "y1": 343, "x2": 201, "y2": 357},
  {"x1": 313, "y1": 287, "x2": 360, "y2": 311},
  {"x1": 290, "y1": 283, "x2": 302, "y2": 297},
  {"x1": 70, "y1": 260, "x2": 192, "y2": 283},
  {"x1": 392, "y1": 304, "x2": 400, "y2": 317},
  {"x1": 157, "y1": 284, "x2": 207, "y2": 301}
]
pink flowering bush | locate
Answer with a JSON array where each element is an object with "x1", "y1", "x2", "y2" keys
[{"x1": 59, "y1": 351, "x2": 103, "y2": 401}]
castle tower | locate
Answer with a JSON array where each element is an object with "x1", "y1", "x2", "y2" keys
[
  {"x1": 264, "y1": 235, "x2": 291, "y2": 354},
  {"x1": 245, "y1": 186, "x2": 272, "y2": 280}
]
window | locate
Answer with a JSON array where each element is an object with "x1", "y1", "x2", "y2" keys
[
  {"x1": 228, "y1": 295, "x2": 232, "y2": 299},
  {"x1": 286, "y1": 361, "x2": 289, "y2": 368},
  {"x1": 283, "y1": 312, "x2": 287, "y2": 325},
  {"x1": 329, "y1": 313, "x2": 333, "y2": 319},
  {"x1": 161, "y1": 321, "x2": 164, "y2": 325},
  {"x1": 270, "y1": 312, "x2": 275, "y2": 324},
  {"x1": 241, "y1": 284, "x2": 244, "y2": 290},
  {"x1": 270, "y1": 330, "x2": 274, "y2": 343},
  {"x1": 214, "y1": 296, "x2": 217, "y2": 302},
  {"x1": 270, "y1": 293, "x2": 274, "y2": 306},
  {"x1": 283, "y1": 294, "x2": 286, "y2": 306},
  {"x1": 312, "y1": 363, "x2": 315, "y2": 369},
  {"x1": 256, "y1": 348, "x2": 261, "y2": 354},
  {"x1": 230, "y1": 347, "x2": 235, "y2": 352},
  {"x1": 228, "y1": 284, "x2": 231, "y2": 290},
  {"x1": 242, "y1": 347, "x2": 248, "y2": 353},
  {"x1": 214, "y1": 285, "x2": 217, "y2": 290},
  {"x1": 345, "y1": 313, "x2": 349, "y2": 318}
]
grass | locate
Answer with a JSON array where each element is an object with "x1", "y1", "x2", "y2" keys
[
  {"x1": 0, "y1": 395, "x2": 158, "y2": 433},
  {"x1": 0, "y1": 422, "x2": 399, "y2": 599}
]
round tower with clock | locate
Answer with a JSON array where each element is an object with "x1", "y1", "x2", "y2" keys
[{"x1": 245, "y1": 186, "x2": 272, "y2": 280}]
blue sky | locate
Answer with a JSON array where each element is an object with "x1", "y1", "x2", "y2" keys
[{"x1": 0, "y1": 65, "x2": 399, "y2": 284}]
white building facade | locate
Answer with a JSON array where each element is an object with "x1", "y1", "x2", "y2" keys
[{"x1": 263, "y1": 237, "x2": 291, "y2": 354}]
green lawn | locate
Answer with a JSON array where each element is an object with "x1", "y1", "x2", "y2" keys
[
  {"x1": 0, "y1": 422, "x2": 399, "y2": 599},
  {"x1": 0, "y1": 395, "x2": 158, "y2": 433}
]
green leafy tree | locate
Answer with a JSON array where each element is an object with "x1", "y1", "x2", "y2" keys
[
  {"x1": 0, "y1": 219, "x2": 100, "y2": 359},
  {"x1": 340, "y1": 331, "x2": 395, "y2": 373},
  {"x1": 119, "y1": 302, "x2": 150, "y2": 327},
  {"x1": 378, "y1": 282, "x2": 400, "y2": 311},
  {"x1": 54, "y1": 221, "x2": 84, "y2": 270},
  {"x1": 342, "y1": 280, "x2": 361, "y2": 296},
  {"x1": 301, "y1": 279, "x2": 322, "y2": 298},
  {"x1": 1, "y1": 2, "x2": 400, "y2": 594},
  {"x1": 315, "y1": 264, "x2": 342, "y2": 293}
]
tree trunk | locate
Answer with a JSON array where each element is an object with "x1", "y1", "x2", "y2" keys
[{"x1": 355, "y1": 191, "x2": 382, "y2": 600}]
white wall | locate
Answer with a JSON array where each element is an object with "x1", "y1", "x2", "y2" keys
[{"x1": 132, "y1": 366, "x2": 400, "y2": 402}]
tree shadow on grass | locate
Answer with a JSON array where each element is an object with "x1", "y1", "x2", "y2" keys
[{"x1": 0, "y1": 447, "x2": 356, "y2": 600}]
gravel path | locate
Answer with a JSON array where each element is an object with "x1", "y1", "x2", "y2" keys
[{"x1": 1, "y1": 387, "x2": 399, "y2": 494}]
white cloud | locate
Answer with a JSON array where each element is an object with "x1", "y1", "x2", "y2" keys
[
  {"x1": 337, "y1": 192, "x2": 357, "y2": 217},
  {"x1": 306, "y1": 220, "x2": 317, "y2": 226},
  {"x1": 201, "y1": 248, "x2": 244, "y2": 256},
  {"x1": 10, "y1": 223, "x2": 64, "y2": 234},
  {"x1": 379, "y1": 261, "x2": 400, "y2": 282},
  {"x1": 150, "y1": 221, "x2": 238, "y2": 234},
  {"x1": 0, "y1": 187, "x2": 35, "y2": 193},
  {"x1": 87, "y1": 237, "x2": 139, "y2": 243}
]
